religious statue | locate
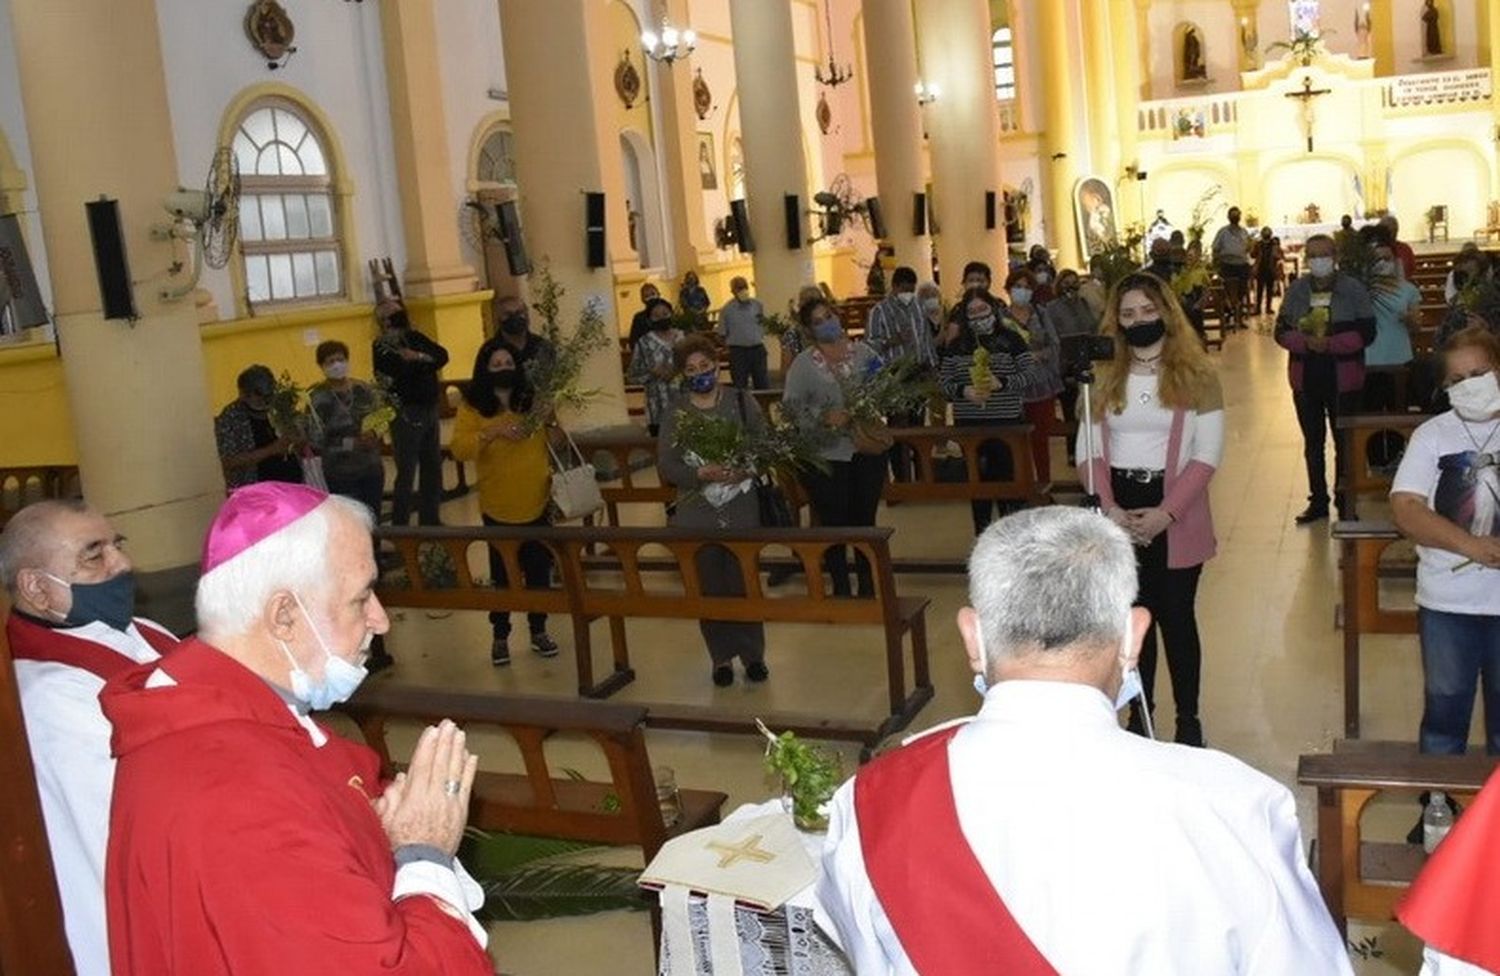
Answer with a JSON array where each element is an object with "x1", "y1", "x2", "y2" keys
[
  {"x1": 1182, "y1": 26, "x2": 1208, "y2": 81},
  {"x1": 1354, "y1": 5, "x2": 1373, "y2": 59},
  {"x1": 1239, "y1": 17, "x2": 1260, "y2": 68},
  {"x1": 1422, "y1": 0, "x2": 1443, "y2": 57}
]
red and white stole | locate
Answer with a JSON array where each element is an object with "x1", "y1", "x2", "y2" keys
[
  {"x1": 7, "y1": 614, "x2": 178, "y2": 681},
  {"x1": 854, "y1": 726, "x2": 1060, "y2": 975}
]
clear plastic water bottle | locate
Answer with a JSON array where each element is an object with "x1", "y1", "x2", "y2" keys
[{"x1": 1423, "y1": 791, "x2": 1454, "y2": 854}]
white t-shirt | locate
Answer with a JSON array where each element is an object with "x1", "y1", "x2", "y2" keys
[
  {"x1": 1107, "y1": 373, "x2": 1174, "y2": 469},
  {"x1": 1390, "y1": 411, "x2": 1500, "y2": 614}
]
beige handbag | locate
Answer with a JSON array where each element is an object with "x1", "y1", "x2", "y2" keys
[{"x1": 546, "y1": 428, "x2": 604, "y2": 521}]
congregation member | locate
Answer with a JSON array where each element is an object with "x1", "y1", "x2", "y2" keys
[
  {"x1": 1444, "y1": 242, "x2": 1487, "y2": 306},
  {"x1": 1046, "y1": 269, "x2": 1101, "y2": 456},
  {"x1": 678, "y1": 269, "x2": 711, "y2": 320},
  {"x1": 628, "y1": 296, "x2": 685, "y2": 436},
  {"x1": 816, "y1": 506, "x2": 1352, "y2": 976},
  {"x1": 916, "y1": 280, "x2": 947, "y2": 357},
  {"x1": 103, "y1": 482, "x2": 493, "y2": 974},
  {"x1": 865, "y1": 265, "x2": 935, "y2": 479},
  {"x1": 1383, "y1": 214, "x2": 1418, "y2": 281},
  {"x1": 449, "y1": 338, "x2": 560, "y2": 665},
  {"x1": 939, "y1": 287, "x2": 1046, "y2": 536},
  {"x1": 1024, "y1": 244, "x2": 1057, "y2": 303},
  {"x1": 783, "y1": 297, "x2": 887, "y2": 598},
  {"x1": 307, "y1": 340, "x2": 386, "y2": 520},
  {"x1": 718, "y1": 275, "x2": 769, "y2": 390},
  {"x1": 1211, "y1": 205, "x2": 1253, "y2": 331},
  {"x1": 1, "y1": 501, "x2": 180, "y2": 976},
  {"x1": 1143, "y1": 237, "x2": 1175, "y2": 282},
  {"x1": 214, "y1": 363, "x2": 301, "y2": 489},
  {"x1": 627, "y1": 281, "x2": 662, "y2": 350},
  {"x1": 1005, "y1": 266, "x2": 1063, "y2": 484},
  {"x1": 1176, "y1": 242, "x2": 1210, "y2": 340},
  {"x1": 1274, "y1": 233, "x2": 1376, "y2": 524},
  {"x1": 1253, "y1": 226, "x2": 1281, "y2": 316},
  {"x1": 494, "y1": 294, "x2": 556, "y2": 374},
  {"x1": 372, "y1": 297, "x2": 449, "y2": 527},
  {"x1": 1391, "y1": 328, "x2": 1500, "y2": 840},
  {"x1": 1079, "y1": 273, "x2": 1223, "y2": 747},
  {"x1": 656, "y1": 334, "x2": 769, "y2": 686},
  {"x1": 1364, "y1": 239, "x2": 1423, "y2": 413}
]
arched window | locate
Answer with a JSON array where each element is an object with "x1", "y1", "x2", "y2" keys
[
  {"x1": 992, "y1": 27, "x2": 1016, "y2": 102},
  {"x1": 476, "y1": 125, "x2": 517, "y2": 188},
  {"x1": 231, "y1": 99, "x2": 342, "y2": 307}
]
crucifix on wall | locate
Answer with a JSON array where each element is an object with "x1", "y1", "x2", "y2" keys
[{"x1": 1285, "y1": 75, "x2": 1332, "y2": 152}]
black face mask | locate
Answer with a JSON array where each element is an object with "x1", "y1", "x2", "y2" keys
[
  {"x1": 51, "y1": 571, "x2": 136, "y2": 631},
  {"x1": 490, "y1": 369, "x2": 518, "y2": 390},
  {"x1": 500, "y1": 313, "x2": 529, "y2": 337},
  {"x1": 650, "y1": 317, "x2": 674, "y2": 331},
  {"x1": 386, "y1": 311, "x2": 411, "y2": 331},
  {"x1": 1124, "y1": 319, "x2": 1167, "y2": 347}
]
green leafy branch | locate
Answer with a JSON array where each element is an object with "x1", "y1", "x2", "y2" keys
[
  {"x1": 520, "y1": 260, "x2": 614, "y2": 434},
  {"x1": 458, "y1": 828, "x2": 647, "y2": 922},
  {"x1": 757, "y1": 719, "x2": 842, "y2": 831}
]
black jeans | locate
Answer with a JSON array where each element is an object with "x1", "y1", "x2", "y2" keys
[
  {"x1": 482, "y1": 513, "x2": 553, "y2": 639},
  {"x1": 1255, "y1": 273, "x2": 1278, "y2": 314},
  {"x1": 1362, "y1": 371, "x2": 1407, "y2": 468},
  {"x1": 728, "y1": 345, "x2": 770, "y2": 390},
  {"x1": 326, "y1": 464, "x2": 386, "y2": 523},
  {"x1": 391, "y1": 404, "x2": 443, "y2": 525},
  {"x1": 799, "y1": 453, "x2": 886, "y2": 596},
  {"x1": 1293, "y1": 383, "x2": 1360, "y2": 511},
  {"x1": 886, "y1": 407, "x2": 925, "y2": 482},
  {"x1": 955, "y1": 418, "x2": 1019, "y2": 536},
  {"x1": 1113, "y1": 471, "x2": 1204, "y2": 724}
]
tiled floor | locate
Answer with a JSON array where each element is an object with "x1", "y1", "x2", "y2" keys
[{"x1": 379, "y1": 320, "x2": 1455, "y2": 975}]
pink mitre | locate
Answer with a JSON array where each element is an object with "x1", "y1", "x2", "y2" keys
[{"x1": 202, "y1": 481, "x2": 329, "y2": 574}]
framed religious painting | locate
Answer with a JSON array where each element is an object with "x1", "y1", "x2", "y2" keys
[
  {"x1": 697, "y1": 133, "x2": 718, "y2": 191},
  {"x1": 1074, "y1": 177, "x2": 1119, "y2": 263}
]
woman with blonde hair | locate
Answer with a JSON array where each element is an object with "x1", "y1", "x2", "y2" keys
[{"x1": 1077, "y1": 272, "x2": 1223, "y2": 746}]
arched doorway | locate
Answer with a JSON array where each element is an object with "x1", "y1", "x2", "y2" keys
[{"x1": 619, "y1": 129, "x2": 665, "y2": 271}]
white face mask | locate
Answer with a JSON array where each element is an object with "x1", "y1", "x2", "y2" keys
[
  {"x1": 1371, "y1": 260, "x2": 1397, "y2": 278},
  {"x1": 895, "y1": 291, "x2": 915, "y2": 306},
  {"x1": 1308, "y1": 256, "x2": 1335, "y2": 279},
  {"x1": 1447, "y1": 371, "x2": 1500, "y2": 422},
  {"x1": 275, "y1": 591, "x2": 371, "y2": 711},
  {"x1": 322, "y1": 359, "x2": 350, "y2": 381}
]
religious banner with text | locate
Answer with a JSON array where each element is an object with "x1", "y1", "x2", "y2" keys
[{"x1": 1387, "y1": 69, "x2": 1492, "y2": 109}]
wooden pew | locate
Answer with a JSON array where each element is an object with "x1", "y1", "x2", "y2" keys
[
  {"x1": 0, "y1": 593, "x2": 76, "y2": 975},
  {"x1": 1333, "y1": 521, "x2": 1416, "y2": 738},
  {"x1": 339, "y1": 682, "x2": 725, "y2": 865},
  {"x1": 1335, "y1": 414, "x2": 1425, "y2": 519},
  {"x1": 1298, "y1": 740, "x2": 1496, "y2": 934},
  {"x1": 0, "y1": 466, "x2": 82, "y2": 529},
  {"x1": 374, "y1": 525, "x2": 934, "y2": 755}
]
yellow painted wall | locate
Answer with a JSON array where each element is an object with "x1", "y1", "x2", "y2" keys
[{"x1": 0, "y1": 291, "x2": 493, "y2": 467}]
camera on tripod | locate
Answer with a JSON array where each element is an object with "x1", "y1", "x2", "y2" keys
[{"x1": 1060, "y1": 334, "x2": 1116, "y2": 384}]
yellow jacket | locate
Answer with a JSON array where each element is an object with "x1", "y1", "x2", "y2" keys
[{"x1": 449, "y1": 401, "x2": 551, "y2": 523}]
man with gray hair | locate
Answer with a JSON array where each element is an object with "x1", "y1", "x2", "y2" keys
[
  {"x1": 816, "y1": 507, "x2": 1351, "y2": 975},
  {"x1": 1, "y1": 499, "x2": 180, "y2": 976},
  {"x1": 102, "y1": 482, "x2": 492, "y2": 974}
]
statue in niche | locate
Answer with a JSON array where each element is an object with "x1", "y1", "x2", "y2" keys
[
  {"x1": 1422, "y1": 0, "x2": 1443, "y2": 56},
  {"x1": 1182, "y1": 26, "x2": 1208, "y2": 81},
  {"x1": 1354, "y1": 5, "x2": 1372, "y2": 59}
]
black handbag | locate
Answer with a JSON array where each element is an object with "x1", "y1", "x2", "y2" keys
[{"x1": 735, "y1": 389, "x2": 796, "y2": 528}]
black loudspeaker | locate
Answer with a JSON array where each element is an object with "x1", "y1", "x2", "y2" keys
[
  {"x1": 86, "y1": 198, "x2": 137, "y2": 321},
  {"x1": 865, "y1": 197, "x2": 888, "y2": 240},
  {"x1": 584, "y1": 191, "x2": 606, "y2": 268},
  {"x1": 494, "y1": 200, "x2": 532, "y2": 277},
  {"x1": 824, "y1": 209, "x2": 844, "y2": 237},
  {"x1": 784, "y1": 194, "x2": 802, "y2": 250},
  {"x1": 984, "y1": 191, "x2": 998, "y2": 231},
  {"x1": 913, "y1": 192, "x2": 928, "y2": 236},
  {"x1": 730, "y1": 198, "x2": 756, "y2": 253}
]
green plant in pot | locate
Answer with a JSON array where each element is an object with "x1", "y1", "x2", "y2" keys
[{"x1": 757, "y1": 719, "x2": 843, "y2": 832}]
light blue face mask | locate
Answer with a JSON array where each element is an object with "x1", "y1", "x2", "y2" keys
[{"x1": 276, "y1": 591, "x2": 371, "y2": 712}]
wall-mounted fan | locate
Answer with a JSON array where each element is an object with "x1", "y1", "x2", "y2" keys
[
  {"x1": 810, "y1": 174, "x2": 879, "y2": 242},
  {"x1": 156, "y1": 146, "x2": 240, "y2": 301}
]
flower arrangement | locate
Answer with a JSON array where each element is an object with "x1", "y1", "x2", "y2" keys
[
  {"x1": 520, "y1": 261, "x2": 614, "y2": 434},
  {"x1": 760, "y1": 311, "x2": 796, "y2": 338},
  {"x1": 1171, "y1": 262, "x2": 1210, "y2": 299},
  {"x1": 1186, "y1": 185, "x2": 1225, "y2": 246},
  {"x1": 361, "y1": 402, "x2": 398, "y2": 437},
  {"x1": 1089, "y1": 222, "x2": 1148, "y2": 291},
  {"x1": 1267, "y1": 28, "x2": 1330, "y2": 66},
  {"x1": 757, "y1": 720, "x2": 843, "y2": 832}
]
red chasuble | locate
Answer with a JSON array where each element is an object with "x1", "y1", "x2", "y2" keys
[
  {"x1": 1397, "y1": 767, "x2": 1500, "y2": 973},
  {"x1": 7, "y1": 613, "x2": 180, "y2": 678},
  {"x1": 101, "y1": 639, "x2": 493, "y2": 976},
  {"x1": 854, "y1": 727, "x2": 1060, "y2": 975}
]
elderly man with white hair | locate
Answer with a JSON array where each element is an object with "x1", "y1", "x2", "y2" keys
[
  {"x1": 0, "y1": 499, "x2": 181, "y2": 976},
  {"x1": 816, "y1": 506, "x2": 1352, "y2": 975},
  {"x1": 102, "y1": 482, "x2": 493, "y2": 975}
]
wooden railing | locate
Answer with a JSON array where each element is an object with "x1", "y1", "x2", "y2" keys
[
  {"x1": 1333, "y1": 521, "x2": 1416, "y2": 738},
  {"x1": 1336, "y1": 413, "x2": 1426, "y2": 519}
]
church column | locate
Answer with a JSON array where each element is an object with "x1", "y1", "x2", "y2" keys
[
  {"x1": 862, "y1": 0, "x2": 934, "y2": 276},
  {"x1": 1369, "y1": 0, "x2": 1395, "y2": 77},
  {"x1": 1083, "y1": 0, "x2": 1121, "y2": 195},
  {"x1": 498, "y1": 0, "x2": 627, "y2": 428},
  {"x1": 913, "y1": 0, "x2": 1005, "y2": 287},
  {"x1": 1134, "y1": 0, "x2": 1153, "y2": 101},
  {"x1": 1037, "y1": 0, "x2": 1082, "y2": 268},
  {"x1": 10, "y1": 0, "x2": 225, "y2": 629},
  {"x1": 1109, "y1": 0, "x2": 1143, "y2": 225},
  {"x1": 728, "y1": 0, "x2": 814, "y2": 315},
  {"x1": 379, "y1": 0, "x2": 476, "y2": 298},
  {"x1": 647, "y1": 0, "x2": 710, "y2": 275}
]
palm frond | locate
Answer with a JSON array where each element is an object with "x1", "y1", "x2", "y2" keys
[
  {"x1": 476, "y1": 862, "x2": 650, "y2": 921},
  {"x1": 459, "y1": 828, "x2": 609, "y2": 877}
]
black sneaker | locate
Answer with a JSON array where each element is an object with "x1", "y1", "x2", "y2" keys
[
  {"x1": 1294, "y1": 505, "x2": 1330, "y2": 526},
  {"x1": 745, "y1": 661, "x2": 770, "y2": 683},
  {"x1": 1174, "y1": 717, "x2": 1205, "y2": 748},
  {"x1": 490, "y1": 637, "x2": 511, "y2": 667},
  {"x1": 712, "y1": 665, "x2": 734, "y2": 687},
  {"x1": 530, "y1": 632, "x2": 559, "y2": 658}
]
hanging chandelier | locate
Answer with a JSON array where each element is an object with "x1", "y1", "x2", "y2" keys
[
  {"x1": 642, "y1": 19, "x2": 696, "y2": 64},
  {"x1": 814, "y1": 1, "x2": 852, "y2": 88}
]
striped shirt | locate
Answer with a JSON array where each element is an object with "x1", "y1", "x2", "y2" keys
[
  {"x1": 865, "y1": 295, "x2": 936, "y2": 367},
  {"x1": 939, "y1": 330, "x2": 1045, "y2": 423}
]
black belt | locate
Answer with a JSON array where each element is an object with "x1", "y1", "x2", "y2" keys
[{"x1": 1112, "y1": 467, "x2": 1165, "y2": 483}]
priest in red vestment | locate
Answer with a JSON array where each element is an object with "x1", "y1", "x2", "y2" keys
[
  {"x1": 1399, "y1": 765, "x2": 1500, "y2": 975},
  {"x1": 103, "y1": 482, "x2": 494, "y2": 975},
  {"x1": 0, "y1": 499, "x2": 181, "y2": 976},
  {"x1": 815, "y1": 507, "x2": 1353, "y2": 975}
]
